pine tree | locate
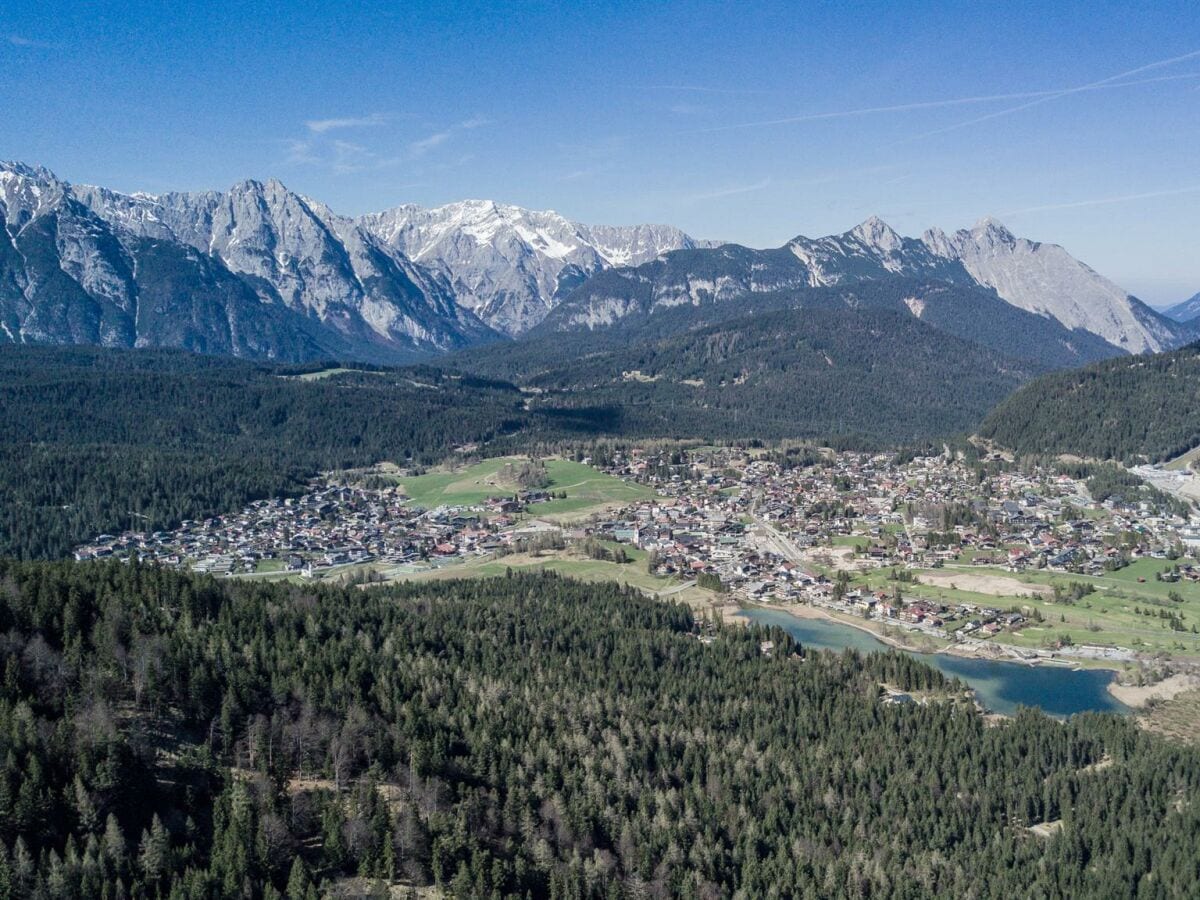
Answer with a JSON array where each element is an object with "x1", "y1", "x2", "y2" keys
[
  {"x1": 286, "y1": 857, "x2": 311, "y2": 900},
  {"x1": 137, "y1": 815, "x2": 171, "y2": 884}
]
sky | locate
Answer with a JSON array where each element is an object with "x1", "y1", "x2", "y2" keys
[{"x1": 2, "y1": 0, "x2": 1198, "y2": 304}]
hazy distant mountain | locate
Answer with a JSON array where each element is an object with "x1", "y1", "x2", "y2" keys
[
  {"x1": 1162, "y1": 292, "x2": 1200, "y2": 323},
  {"x1": 540, "y1": 216, "x2": 1189, "y2": 354},
  {"x1": 359, "y1": 200, "x2": 709, "y2": 334}
]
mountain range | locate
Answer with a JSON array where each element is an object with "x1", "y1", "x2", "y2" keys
[
  {"x1": 537, "y1": 216, "x2": 1186, "y2": 355},
  {"x1": 1, "y1": 160, "x2": 1194, "y2": 366}
]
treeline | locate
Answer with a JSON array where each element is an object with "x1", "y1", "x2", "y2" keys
[
  {"x1": 980, "y1": 342, "x2": 1200, "y2": 462},
  {"x1": 1, "y1": 559, "x2": 1198, "y2": 897}
]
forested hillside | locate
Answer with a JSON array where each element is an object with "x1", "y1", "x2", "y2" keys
[
  {"x1": 980, "y1": 343, "x2": 1200, "y2": 462},
  {"x1": 519, "y1": 307, "x2": 1033, "y2": 443},
  {"x1": 520, "y1": 277, "x2": 1121, "y2": 372},
  {"x1": 1, "y1": 560, "x2": 1198, "y2": 898}
]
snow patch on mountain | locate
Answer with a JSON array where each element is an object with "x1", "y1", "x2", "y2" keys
[{"x1": 359, "y1": 200, "x2": 706, "y2": 334}]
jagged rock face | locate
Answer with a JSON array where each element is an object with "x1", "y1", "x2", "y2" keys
[
  {"x1": 3, "y1": 162, "x2": 495, "y2": 361},
  {"x1": 542, "y1": 215, "x2": 1190, "y2": 354},
  {"x1": 922, "y1": 219, "x2": 1177, "y2": 354},
  {"x1": 787, "y1": 216, "x2": 969, "y2": 286},
  {"x1": 79, "y1": 179, "x2": 493, "y2": 352},
  {"x1": 359, "y1": 200, "x2": 706, "y2": 335}
]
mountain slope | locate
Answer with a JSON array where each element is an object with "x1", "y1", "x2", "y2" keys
[
  {"x1": 512, "y1": 277, "x2": 1122, "y2": 376},
  {"x1": 979, "y1": 342, "x2": 1200, "y2": 462},
  {"x1": 1, "y1": 161, "x2": 496, "y2": 362},
  {"x1": 359, "y1": 200, "x2": 707, "y2": 334},
  {"x1": 1163, "y1": 292, "x2": 1200, "y2": 323},
  {"x1": 925, "y1": 218, "x2": 1180, "y2": 353},
  {"x1": 539, "y1": 216, "x2": 1191, "y2": 354},
  {"x1": 75, "y1": 176, "x2": 496, "y2": 357}
]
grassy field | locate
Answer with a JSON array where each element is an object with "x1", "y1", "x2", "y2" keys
[
  {"x1": 831, "y1": 535, "x2": 866, "y2": 549},
  {"x1": 853, "y1": 559, "x2": 1200, "y2": 658},
  {"x1": 1164, "y1": 445, "x2": 1200, "y2": 472},
  {"x1": 289, "y1": 367, "x2": 387, "y2": 381},
  {"x1": 383, "y1": 544, "x2": 717, "y2": 610},
  {"x1": 393, "y1": 457, "x2": 654, "y2": 517}
]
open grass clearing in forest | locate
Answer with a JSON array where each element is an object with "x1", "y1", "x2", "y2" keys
[
  {"x1": 393, "y1": 456, "x2": 654, "y2": 515},
  {"x1": 287, "y1": 367, "x2": 388, "y2": 381},
  {"x1": 381, "y1": 545, "x2": 719, "y2": 610},
  {"x1": 1138, "y1": 688, "x2": 1200, "y2": 744},
  {"x1": 1163, "y1": 444, "x2": 1200, "y2": 471}
]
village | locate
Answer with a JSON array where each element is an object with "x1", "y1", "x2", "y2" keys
[
  {"x1": 73, "y1": 480, "x2": 564, "y2": 577},
  {"x1": 78, "y1": 445, "x2": 1200, "y2": 665},
  {"x1": 587, "y1": 446, "x2": 1200, "y2": 664}
]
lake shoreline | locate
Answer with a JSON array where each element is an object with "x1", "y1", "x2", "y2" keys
[
  {"x1": 742, "y1": 601, "x2": 1115, "y2": 670},
  {"x1": 739, "y1": 603, "x2": 1130, "y2": 717},
  {"x1": 1106, "y1": 672, "x2": 1200, "y2": 708}
]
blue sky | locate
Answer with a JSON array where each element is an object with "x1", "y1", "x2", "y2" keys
[{"x1": 3, "y1": 1, "x2": 1198, "y2": 303}]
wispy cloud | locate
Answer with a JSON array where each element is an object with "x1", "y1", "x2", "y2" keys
[
  {"x1": 282, "y1": 113, "x2": 489, "y2": 173},
  {"x1": 409, "y1": 117, "x2": 490, "y2": 157},
  {"x1": 409, "y1": 131, "x2": 451, "y2": 157},
  {"x1": 693, "y1": 69, "x2": 1200, "y2": 135},
  {"x1": 1002, "y1": 185, "x2": 1200, "y2": 217},
  {"x1": 283, "y1": 139, "x2": 321, "y2": 166},
  {"x1": 901, "y1": 49, "x2": 1200, "y2": 143},
  {"x1": 7, "y1": 34, "x2": 55, "y2": 48},
  {"x1": 305, "y1": 113, "x2": 389, "y2": 133}
]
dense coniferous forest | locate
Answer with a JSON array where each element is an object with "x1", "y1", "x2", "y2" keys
[
  {"x1": 517, "y1": 307, "x2": 1031, "y2": 441},
  {"x1": 980, "y1": 343, "x2": 1200, "y2": 462},
  {"x1": 0, "y1": 560, "x2": 1197, "y2": 898}
]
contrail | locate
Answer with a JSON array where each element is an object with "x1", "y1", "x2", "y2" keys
[
  {"x1": 687, "y1": 177, "x2": 773, "y2": 201},
  {"x1": 690, "y1": 70, "x2": 1200, "y2": 134},
  {"x1": 901, "y1": 48, "x2": 1200, "y2": 143},
  {"x1": 1002, "y1": 185, "x2": 1200, "y2": 216},
  {"x1": 641, "y1": 84, "x2": 777, "y2": 95}
]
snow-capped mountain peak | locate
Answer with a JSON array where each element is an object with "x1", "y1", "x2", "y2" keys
[{"x1": 358, "y1": 200, "x2": 706, "y2": 334}]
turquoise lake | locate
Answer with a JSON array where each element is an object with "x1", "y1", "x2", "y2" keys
[{"x1": 738, "y1": 607, "x2": 1130, "y2": 718}]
